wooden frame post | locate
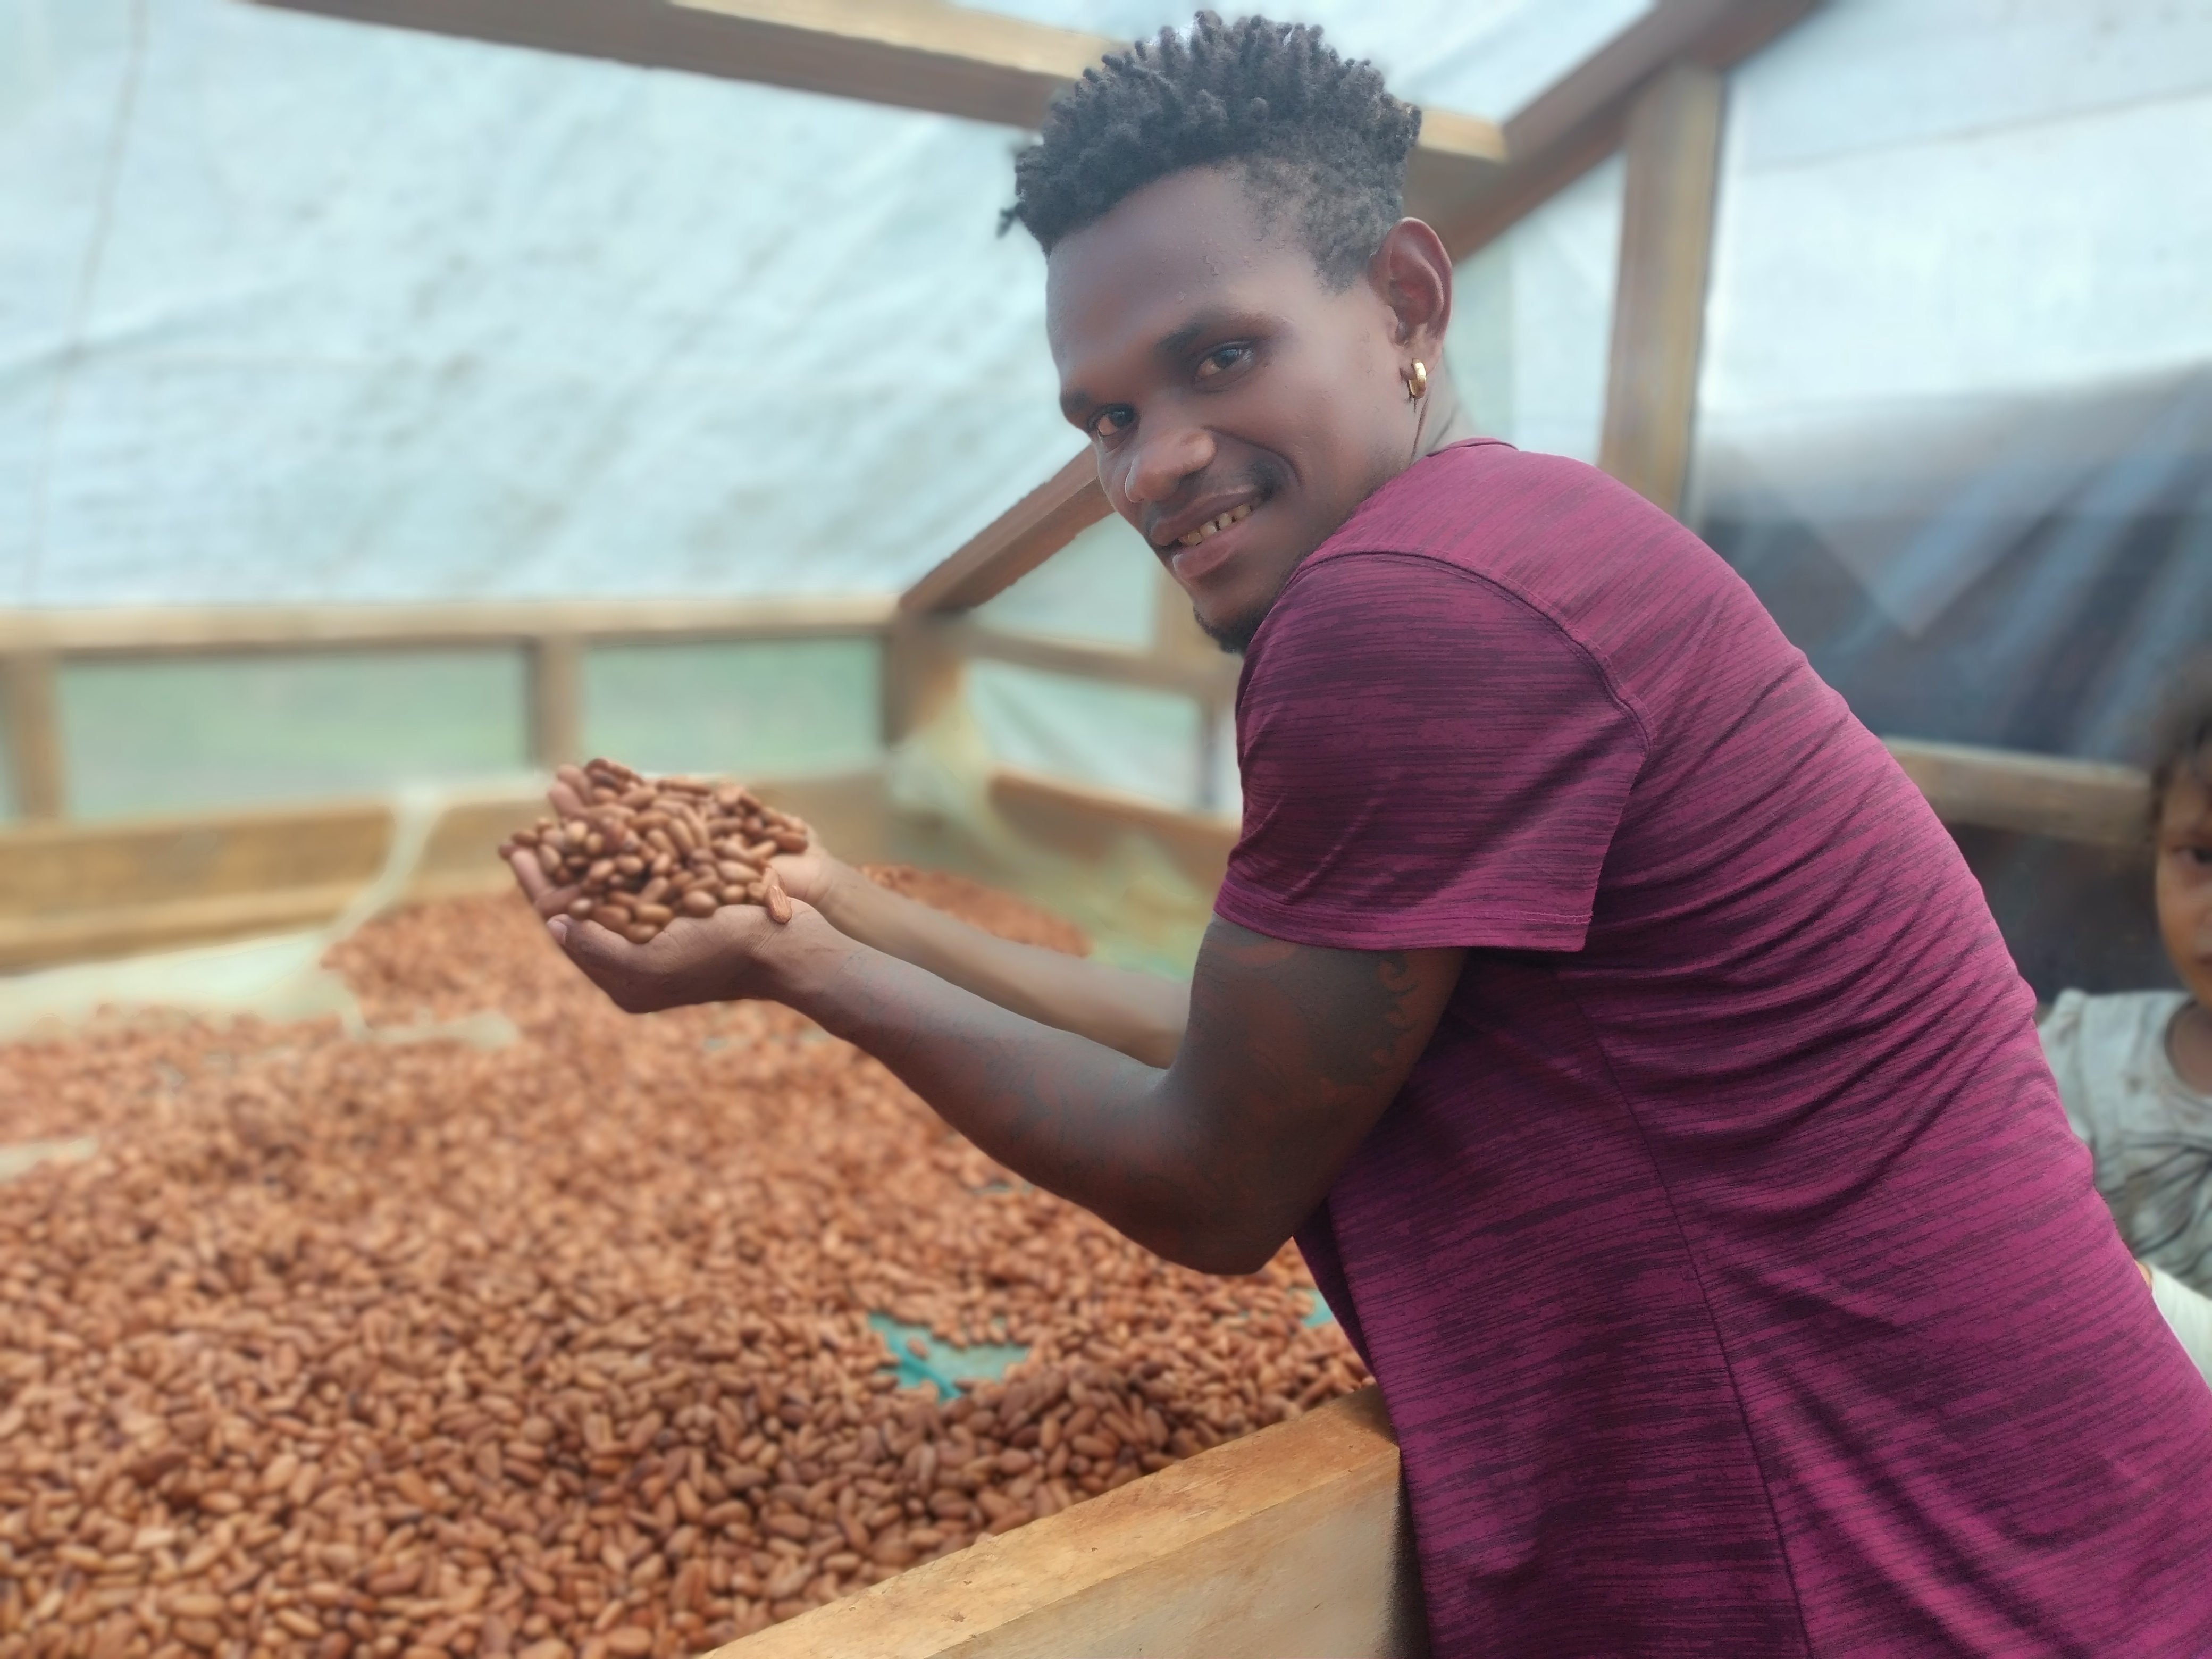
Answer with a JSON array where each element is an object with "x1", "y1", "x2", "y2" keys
[
  {"x1": 527, "y1": 633, "x2": 585, "y2": 770},
  {"x1": 1597, "y1": 61, "x2": 1728, "y2": 516},
  {"x1": 2, "y1": 651, "x2": 65, "y2": 821},
  {"x1": 881, "y1": 615, "x2": 966, "y2": 747}
]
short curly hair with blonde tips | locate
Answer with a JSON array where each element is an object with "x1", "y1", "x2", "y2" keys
[{"x1": 1002, "y1": 11, "x2": 1422, "y2": 290}]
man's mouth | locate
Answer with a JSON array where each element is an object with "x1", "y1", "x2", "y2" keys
[{"x1": 1176, "y1": 501, "x2": 1253, "y2": 547}]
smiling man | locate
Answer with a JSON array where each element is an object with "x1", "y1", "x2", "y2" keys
[{"x1": 509, "y1": 14, "x2": 2212, "y2": 1654}]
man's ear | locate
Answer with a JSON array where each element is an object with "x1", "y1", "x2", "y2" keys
[{"x1": 1372, "y1": 218, "x2": 1454, "y2": 358}]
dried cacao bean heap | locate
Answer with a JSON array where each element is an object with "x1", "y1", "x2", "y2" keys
[
  {"x1": 0, "y1": 889, "x2": 1369, "y2": 1659},
  {"x1": 502, "y1": 759, "x2": 807, "y2": 942}
]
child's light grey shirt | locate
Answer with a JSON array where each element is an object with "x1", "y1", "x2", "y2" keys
[{"x1": 2040, "y1": 988, "x2": 2212, "y2": 1295}]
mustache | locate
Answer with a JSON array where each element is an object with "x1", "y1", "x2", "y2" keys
[{"x1": 1141, "y1": 455, "x2": 1289, "y2": 542}]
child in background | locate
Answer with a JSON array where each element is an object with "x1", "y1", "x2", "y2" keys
[{"x1": 2041, "y1": 680, "x2": 2212, "y2": 1380}]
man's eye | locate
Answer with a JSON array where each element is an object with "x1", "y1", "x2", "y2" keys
[
  {"x1": 1195, "y1": 343, "x2": 1250, "y2": 380},
  {"x1": 1090, "y1": 407, "x2": 1133, "y2": 440}
]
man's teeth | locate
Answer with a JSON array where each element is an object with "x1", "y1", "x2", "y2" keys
[{"x1": 1177, "y1": 501, "x2": 1253, "y2": 548}]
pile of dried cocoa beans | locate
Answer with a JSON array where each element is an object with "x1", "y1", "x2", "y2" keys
[
  {"x1": 501, "y1": 763, "x2": 811, "y2": 942},
  {"x1": 0, "y1": 879, "x2": 1366, "y2": 1659}
]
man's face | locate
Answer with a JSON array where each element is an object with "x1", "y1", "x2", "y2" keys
[
  {"x1": 1045, "y1": 167, "x2": 1414, "y2": 649},
  {"x1": 2157, "y1": 769, "x2": 2212, "y2": 1012}
]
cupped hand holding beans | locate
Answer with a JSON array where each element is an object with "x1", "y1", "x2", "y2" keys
[{"x1": 504, "y1": 758, "x2": 856, "y2": 1013}]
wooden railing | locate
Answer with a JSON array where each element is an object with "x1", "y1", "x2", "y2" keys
[
  {"x1": 0, "y1": 596, "x2": 895, "y2": 822},
  {"x1": 0, "y1": 596, "x2": 2156, "y2": 985}
]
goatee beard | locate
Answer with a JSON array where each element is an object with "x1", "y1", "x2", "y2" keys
[{"x1": 1198, "y1": 602, "x2": 1264, "y2": 656}]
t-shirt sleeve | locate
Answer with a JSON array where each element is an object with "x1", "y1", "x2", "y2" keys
[{"x1": 1216, "y1": 551, "x2": 1646, "y2": 953}]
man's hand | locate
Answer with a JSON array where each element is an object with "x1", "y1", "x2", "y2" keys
[
  {"x1": 506, "y1": 832, "x2": 849, "y2": 1015},
  {"x1": 531, "y1": 773, "x2": 845, "y2": 907}
]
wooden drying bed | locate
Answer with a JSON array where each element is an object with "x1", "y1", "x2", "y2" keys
[{"x1": 712, "y1": 1387, "x2": 1423, "y2": 1659}]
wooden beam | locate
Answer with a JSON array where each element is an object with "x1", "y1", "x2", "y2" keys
[
  {"x1": 1597, "y1": 62, "x2": 1726, "y2": 515},
  {"x1": 1883, "y1": 739, "x2": 2148, "y2": 850},
  {"x1": 0, "y1": 595, "x2": 894, "y2": 657},
  {"x1": 246, "y1": 0, "x2": 1502, "y2": 219},
  {"x1": 714, "y1": 1387, "x2": 1420, "y2": 1659},
  {"x1": 247, "y1": 0, "x2": 1107, "y2": 128},
  {"x1": 899, "y1": 451, "x2": 1111, "y2": 616},
  {"x1": 1432, "y1": 0, "x2": 1816, "y2": 261},
  {"x1": 527, "y1": 634, "x2": 585, "y2": 769},
  {"x1": 881, "y1": 615, "x2": 968, "y2": 745},
  {"x1": 1, "y1": 651, "x2": 65, "y2": 821},
  {"x1": 988, "y1": 767, "x2": 1239, "y2": 898},
  {"x1": 936, "y1": 618, "x2": 1239, "y2": 702},
  {"x1": 676, "y1": 0, "x2": 1113, "y2": 123}
]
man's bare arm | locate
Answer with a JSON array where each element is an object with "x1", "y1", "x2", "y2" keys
[
  {"x1": 800, "y1": 918, "x2": 1463, "y2": 1270},
  {"x1": 525, "y1": 781, "x2": 1187, "y2": 1066},
  {"x1": 517, "y1": 869, "x2": 1463, "y2": 1275},
  {"x1": 801, "y1": 860, "x2": 1188, "y2": 1067}
]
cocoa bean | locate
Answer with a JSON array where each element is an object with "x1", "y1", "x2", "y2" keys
[{"x1": 3, "y1": 869, "x2": 1365, "y2": 1657}]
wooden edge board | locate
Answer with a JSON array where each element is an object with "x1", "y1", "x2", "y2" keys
[
  {"x1": 0, "y1": 801, "x2": 395, "y2": 916},
  {"x1": 0, "y1": 883, "x2": 371, "y2": 973},
  {"x1": 0, "y1": 595, "x2": 895, "y2": 657},
  {"x1": 1883, "y1": 738, "x2": 2148, "y2": 850},
  {"x1": 711, "y1": 1387, "x2": 1422, "y2": 1659},
  {"x1": 0, "y1": 734, "x2": 2143, "y2": 973},
  {"x1": 0, "y1": 773, "x2": 898, "y2": 972}
]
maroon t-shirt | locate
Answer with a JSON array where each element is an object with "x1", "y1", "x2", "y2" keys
[{"x1": 1216, "y1": 441, "x2": 2212, "y2": 1655}]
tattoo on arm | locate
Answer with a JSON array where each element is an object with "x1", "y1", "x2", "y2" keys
[{"x1": 804, "y1": 918, "x2": 1462, "y2": 1275}]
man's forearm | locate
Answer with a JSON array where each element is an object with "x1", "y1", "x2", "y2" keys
[
  {"x1": 525, "y1": 864, "x2": 1461, "y2": 1278},
  {"x1": 810, "y1": 863, "x2": 1188, "y2": 1066},
  {"x1": 768, "y1": 918, "x2": 1235, "y2": 1269}
]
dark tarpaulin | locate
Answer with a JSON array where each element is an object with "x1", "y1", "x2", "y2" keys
[{"x1": 1697, "y1": 368, "x2": 2212, "y2": 1000}]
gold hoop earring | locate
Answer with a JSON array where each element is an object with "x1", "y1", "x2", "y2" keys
[{"x1": 1405, "y1": 360, "x2": 1428, "y2": 401}]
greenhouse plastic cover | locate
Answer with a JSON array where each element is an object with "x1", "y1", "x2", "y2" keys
[
  {"x1": 0, "y1": 0, "x2": 1642, "y2": 607},
  {"x1": 1688, "y1": 0, "x2": 2212, "y2": 767}
]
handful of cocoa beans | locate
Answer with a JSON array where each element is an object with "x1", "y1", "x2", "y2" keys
[{"x1": 501, "y1": 756, "x2": 808, "y2": 942}]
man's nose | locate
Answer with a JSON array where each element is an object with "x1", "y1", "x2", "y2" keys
[{"x1": 1119, "y1": 422, "x2": 1216, "y2": 507}]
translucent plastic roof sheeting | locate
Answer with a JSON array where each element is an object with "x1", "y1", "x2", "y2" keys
[
  {"x1": 2, "y1": 0, "x2": 1074, "y2": 605},
  {"x1": 1689, "y1": 0, "x2": 2212, "y2": 1001},
  {"x1": 1447, "y1": 155, "x2": 1622, "y2": 465},
  {"x1": 0, "y1": 0, "x2": 1646, "y2": 609},
  {"x1": 1691, "y1": 0, "x2": 2212, "y2": 763}
]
